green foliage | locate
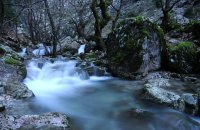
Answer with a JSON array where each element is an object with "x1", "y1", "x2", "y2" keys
[
  {"x1": 85, "y1": 52, "x2": 97, "y2": 61},
  {"x1": 185, "y1": 20, "x2": 200, "y2": 42},
  {"x1": 168, "y1": 41, "x2": 197, "y2": 55}
]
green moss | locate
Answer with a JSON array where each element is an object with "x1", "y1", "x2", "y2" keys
[
  {"x1": 85, "y1": 52, "x2": 97, "y2": 61},
  {"x1": 21, "y1": 66, "x2": 27, "y2": 79},
  {"x1": 4, "y1": 56, "x2": 21, "y2": 65},
  {"x1": 168, "y1": 41, "x2": 197, "y2": 55}
]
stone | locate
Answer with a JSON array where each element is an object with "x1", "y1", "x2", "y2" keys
[
  {"x1": 142, "y1": 78, "x2": 185, "y2": 111},
  {"x1": 0, "y1": 112, "x2": 70, "y2": 130},
  {"x1": 3, "y1": 80, "x2": 34, "y2": 99},
  {"x1": 106, "y1": 17, "x2": 165, "y2": 79},
  {"x1": 182, "y1": 93, "x2": 198, "y2": 115},
  {"x1": 57, "y1": 36, "x2": 80, "y2": 54}
]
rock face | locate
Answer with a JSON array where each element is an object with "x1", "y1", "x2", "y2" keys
[
  {"x1": 0, "y1": 112, "x2": 70, "y2": 130},
  {"x1": 0, "y1": 52, "x2": 34, "y2": 99},
  {"x1": 2, "y1": 80, "x2": 34, "y2": 99},
  {"x1": 106, "y1": 17, "x2": 165, "y2": 79},
  {"x1": 166, "y1": 41, "x2": 199, "y2": 74}
]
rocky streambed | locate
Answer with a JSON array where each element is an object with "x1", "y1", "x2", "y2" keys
[
  {"x1": 1, "y1": 43, "x2": 200, "y2": 130},
  {"x1": 1, "y1": 57, "x2": 200, "y2": 129}
]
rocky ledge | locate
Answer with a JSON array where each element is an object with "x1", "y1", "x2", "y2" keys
[
  {"x1": 0, "y1": 112, "x2": 70, "y2": 130},
  {"x1": 141, "y1": 72, "x2": 200, "y2": 115}
]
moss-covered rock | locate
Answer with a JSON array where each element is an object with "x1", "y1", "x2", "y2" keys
[
  {"x1": 185, "y1": 20, "x2": 200, "y2": 43},
  {"x1": 166, "y1": 41, "x2": 199, "y2": 73},
  {"x1": 106, "y1": 16, "x2": 165, "y2": 79}
]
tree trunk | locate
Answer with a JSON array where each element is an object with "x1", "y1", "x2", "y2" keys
[
  {"x1": 0, "y1": 0, "x2": 4, "y2": 34},
  {"x1": 44, "y1": 0, "x2": 57, "y2": 57},
  {"x1": 90, "y1": 0, "x2": 111, "y2": 51}
]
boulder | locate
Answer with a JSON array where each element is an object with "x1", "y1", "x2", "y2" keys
[
  {"x1": 166, "y1": 41, "x2": 199, "y2": 74},
  {"x1": 142, "y1": 78, "x2": 185, "y2": 111},
  {"x1": 0, "y1": 58, "x2": 26, "y2": 82},
  {"x1": 3, "y1": 80, "x2": 34, "y2": 99},
  {"x1": 182, "y1": 93, "x2": 198, "y2": 115},
  {"x1": 106, "y1": 16, "x2": 165, "y2": 79},
  {"x1": 0, "y1": 112, "x2": 70, "y2": 130},
  {"x1": 57, "y1": 36, "x2": 80, "y2": 54}
]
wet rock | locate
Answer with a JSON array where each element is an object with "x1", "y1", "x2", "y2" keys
[
  {"x1": 121, "y1": 108, "x2": 152, "y2": 119},
  {"x1": 3, "y1": 81, "x2": 34, "y2": 99},
  {"x1": 142, "y1": 78, "x2": 185, "y2": 111},
  {"x1": 0, "y1": 44, "x2": 13, "y2": 53},
  {"x1": 181, "y1": 76, "x2": 198, "y2": 82},
  {"x1": 84, "y1": 66, "x2": 106, "y2": 76},
  {"x1": 0, "y1": 57, "x2": 26, "y2": 81},
  {"x1": 182, "y1": 93, "x2": 198, "y2": 115},
  {"x1": 0, "y1": 112, "x2": 70, "y2": 130},
  {"x1": 106, "y1": 16, "x2": 165, "y2": 79},
  {"x1": 73, "y1": 68, "x2": 90, "y2": 80}
]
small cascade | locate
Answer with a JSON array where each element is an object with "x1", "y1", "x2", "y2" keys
[
  {"x1": 32, "y1": 43, "x2": 52, "y2": 56},
  {"x1": 78, "y1": 44, "x2": 86, "y2": 54},
  {"x1": 24, "y1": 59, "x2": 90, "y2": 98},
  {"x1": 18, "y1": 48, "x2": 27, "y2": 57}
]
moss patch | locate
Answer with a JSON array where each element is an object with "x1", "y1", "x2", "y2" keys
[
  {"x1": 4, "y1": 56, "x2": 21, "y2": 65},
  {"x1": 168, "y1": 41, "x2": 197, "y2": 55},
  {"x1": 167, "y1": 41, "x2": 198, "y2": 73}
]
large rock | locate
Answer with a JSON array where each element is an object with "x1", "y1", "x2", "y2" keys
[
  {"x1": 106, "y1": 17, "x2": 165, "y2": 79},
  {"x1": 2, "y1": 79, "x2": 34, "y2": 99},
  {"x1": 142, "y1": 78, "x2": 185, "y2": 111},
  {"x1": 57, "y1": 36, "x2": 80, "y2": 54},
  {"x1": 166, "y1": 41, "x2": 199, "y2": 74},
  {"x1": 182, "y1": 93, "x2": 198, "y2": 115},
  {"x1": 0, "y1": 58, "x2": 26, "y2": 82},
  {"x1": 0, "y1": 112, "x2": 70, "y2": 130},
  {"x1": 0, "y1": 54, "x2": 34, "y2": 99}
]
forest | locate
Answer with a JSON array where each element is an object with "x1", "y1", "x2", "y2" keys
[{"x1": 0, "y1": 0, "x2": 200, "y2": 130}]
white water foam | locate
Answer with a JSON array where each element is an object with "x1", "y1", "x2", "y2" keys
[
  {"x1": 24, "y1": 60, "x2": 91, "y2": 98},
  {"x1": 78, "y1": 44, "x2": 86, "y2": 54}
]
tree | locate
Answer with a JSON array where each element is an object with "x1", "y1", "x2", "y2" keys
[
  {"x1": 111, "y1": 0, "x2": 123, "y2": 30},
  {"x1": 68, "y1": 0, "x2": 93, "y2": 38},
  {"x1": 0, "y1": 0, "x2": 4, "y2": 33},
  {"x1": 90, "y1": 0, "x2": 113, "y2": 50},
  {"x1": 158, "y1": 0, "x2": 181, "y2": 32},
  {"x1": 44, "y1": 0, "x2": 58, "y2": 56}
]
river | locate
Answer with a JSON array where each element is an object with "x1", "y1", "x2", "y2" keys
[{"x1": 19, "y1": 59, "x2": 200, "y2": 130}]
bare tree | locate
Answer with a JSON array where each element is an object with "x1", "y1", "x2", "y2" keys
[
  {"x1": 159, "y1": 0, "x2": 181, "y2": 31},
  {"x1": 111, "y1": 0, "x2": 123, "y2": 30},
  {"x1": 90, "y1": 0, "x2": 113, "y2": 50},
  {"x1": 0, "y1": 0, "x2": 4, "y2": 33},
  {"x1": 44, "y1": 0, "x2": 57, "y2": 56},
  {"x1": 68, "y1": 0, "x2": 93, "y2": 38}
]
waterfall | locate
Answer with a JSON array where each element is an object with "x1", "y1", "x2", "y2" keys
[
  {"x1": 78, "y1": 44, "x2": 86, "y2": 54},
  {"x1": 18, "y1": 48, "x2": 27, "y2": 57},
  {"x1": 32, "y1": 43, "x2": 52, "y2": 56},
  {"x1": 24, "y1": 59, "x2": 91, "y2": 98}
]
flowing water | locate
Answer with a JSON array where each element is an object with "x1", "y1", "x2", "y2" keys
[
  {"x1": 78, "y1": 44, "x2": 86, "y2": 54},
  {"x1": 23, "y1": 59, "x2": 200, "y2": 130}
]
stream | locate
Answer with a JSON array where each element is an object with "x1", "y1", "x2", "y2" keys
[{"x1": 18, "y1": 59, "x2": 200, "y2": 130}]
